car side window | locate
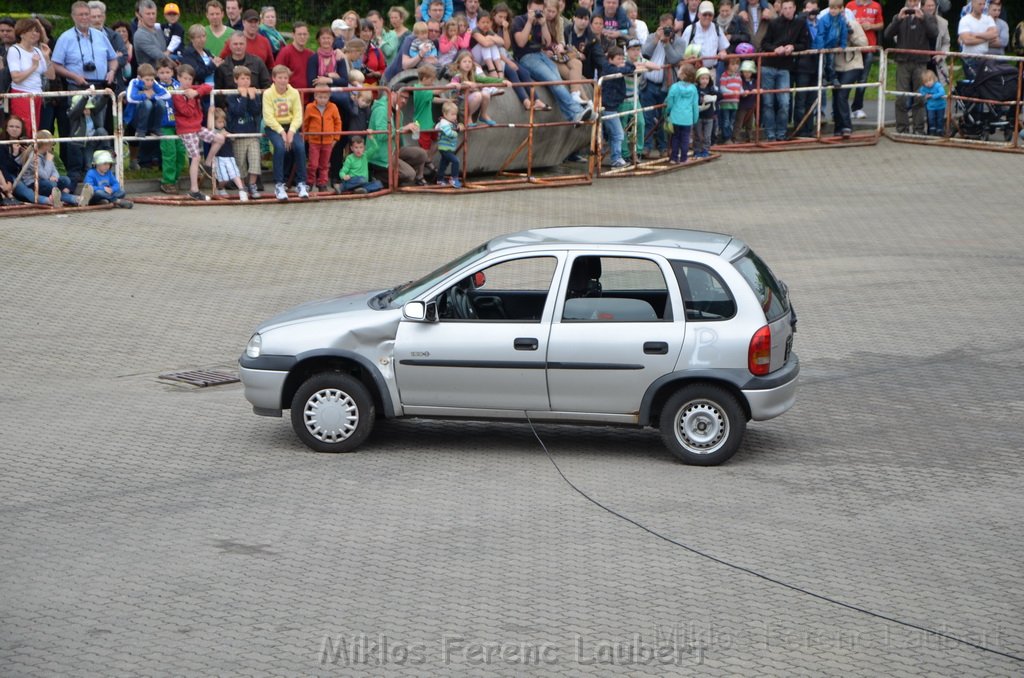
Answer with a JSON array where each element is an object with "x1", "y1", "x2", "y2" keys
[
  {"x1": 562, "y1": 256, "x2": 671, "y2": 322},
  {"x1": 670, "y1": 260, "x2": 737, "y2": 321},
  {"x1": 437, "y1": 256, "x2": 556, "y2": 322}
]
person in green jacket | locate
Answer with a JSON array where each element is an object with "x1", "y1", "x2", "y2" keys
[
  {"x1": 337, "y1": 136, "x2": 385, "y2": 194},
  {"x1": 365, "y1": 88, "x2": 430, "y2": 186}
]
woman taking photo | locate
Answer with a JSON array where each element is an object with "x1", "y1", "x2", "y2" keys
[{"x1": 8, "y1": 19, "x2": 55, "y2": 137}]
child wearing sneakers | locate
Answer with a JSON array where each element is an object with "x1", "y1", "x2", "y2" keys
[
  {"x1": 226, "y1": 66, "x2": 264, "y2": 198},
  {"x1": 155, "y1": 58, "x2": 186, "y2": 194},
  {"x1": 435, "y1": 101, "x2": 464, "y2": 188},
  {"x1": 694, "y1": 67, "x2": 718, "y2": 158},
  {"x1": 172, "y1": 63, "x2": 225, "y2": 201},
  {"x1": 19, "y1": 130, "x2": 91, "y2": 207},
  {"x1": 263, "y1": 64, "x2": 310, "y2": 200},
  {"x1": 212, "y1": 108, "x2": 249, "y2": 200},
  {"x1": 664, "y1": 62, "x2": 699, "y2": 164},
  {"x1": 919, "y1": 70, "x2": 946, "y2": 137},
  {"x1": 337, "y1": 136, "x2": 384, "y2": 194},
  {"x1": 84, "y1": 149, "x2": 133, "y2": 208},
  {"x1": 735, "y1": 60, "x2": 757, "y2": 142},
  {"x1": 303, "y1": 85, "x2": 343, "y2": 192},
  {"x1": 717, "y1": 58, "x2": 743, "y2": 144}
]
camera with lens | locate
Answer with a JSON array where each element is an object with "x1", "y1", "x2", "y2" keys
[
  {"x1": 534, "y1": 10, "x2": 543, "y2": 18},
  {"x1": 663, "y1": 26, "x2": 673, "y2": 36},
  {"x1": 83, "y1": 60, "x2": 96, "y2": 71}
]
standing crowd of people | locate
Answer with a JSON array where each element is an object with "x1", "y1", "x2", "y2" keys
[{"x1": 0, "y1": 0, "x2": 1021, "y2": 205}]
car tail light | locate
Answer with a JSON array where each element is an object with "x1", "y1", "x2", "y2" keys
[{"x1": 749, "y1": 325, "x2": 771, "y2": 376}]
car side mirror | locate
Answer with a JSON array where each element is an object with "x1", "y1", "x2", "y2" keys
[{"x1": 403, "y1": 301, "x2": 438, "y2": 322}]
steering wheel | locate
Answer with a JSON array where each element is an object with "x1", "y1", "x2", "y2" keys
[{"x1": 448, "y1": 283, "x2": 478, "y2": 319}]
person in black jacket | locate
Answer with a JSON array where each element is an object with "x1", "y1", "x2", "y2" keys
[
  {"x1": 883, "y1": 0, "x2": 937, "y2": 134},
  {"x1": 566, "y1": 6, "x2": 608, "y2": 80},
  {"x1": 179, "y1": 25, "x2": 218, "y2": 88},
  {"x1": 759, "y1": 0, "x2": 810, "y2": 140}
]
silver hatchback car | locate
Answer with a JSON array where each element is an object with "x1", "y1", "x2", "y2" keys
[{"x1": 239, "y1": 227, "x2": 798, "y2": 465}]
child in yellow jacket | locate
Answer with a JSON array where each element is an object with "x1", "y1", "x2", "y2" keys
[
  {"x1": 302, "y1": 85, "x2": 343, "y2": 192},
  {"x1": 263, "y1": 64, "x2": 309, "y2": 200}
]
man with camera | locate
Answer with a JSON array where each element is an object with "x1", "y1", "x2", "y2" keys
[
  {"x1": 513, "y1": 0, "x2": 592, "y2": 122},
  {"x1": 641, "y1": 13, "x2": 686, "y2": 157},
  {"x1": 883, "y1": 0, "x2": 937, "y2": 134},
  {"x1": 52, "y1": 0, "x2": 118, "y2": 186}
]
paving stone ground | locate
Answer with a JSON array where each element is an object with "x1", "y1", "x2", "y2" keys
[{"x1": 1, "y1": 139, "x2": 1022, "y2": 676}]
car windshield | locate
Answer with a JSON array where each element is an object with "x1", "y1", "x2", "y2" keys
[
  {"x1": 732, "y1": 250, "x2": 790, "y2": 322},
  {"x1": 383, "y1": 243, "x2": 489, "y2": 307}
]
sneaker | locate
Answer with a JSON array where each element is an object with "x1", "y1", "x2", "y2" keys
[
  {"x1": 450, "y1": 178, "x2": 463, "y2": 188},
  {"x1": 297, "y1": 182, "x2": 310, "y2": 199},
  {"x1": 572, "y1": 102, "x2": 594, "y2": 123},
  {"x1": 353, "y1": 186, "x2": 368, "y2": 194},
  {"x1": 248, "y1": 184, "x2": 261, "y2": 199},
  {"x1": 50, "y1": 186, "x2": 62, "y2": 208},
  {"x1": 188, "y1": 191, "x2": 210, "y2": 201},
  {"x1": 274, "y1": 183, "x2": 288, "y2": 201},
  {"x1": 115, "y1": 198, "x2": 134, "y2": 209},
  {"x1": 79, "y1": 184, "x2": 93, "y2": 207},
  {"x1": 852, "y1": 109, "x2": 867, "y2": 119},
  {"x1": 239, "y1": 189, "x2": 249, "y2": 201},
  {"x1": 571, "y1": 90, "x2": 584, "y2": 104},
  {"x1": 414, "y1": 177, "x2": 428, "y2": 186},
  {"x1": 610, "y1": 158, "x2": 628, "y2": 168},
  {"x1": 160, "y1": 183, "x2": 178, "y2": 194},
  {"x1": 436, "y1": 178, "x2": 449, "y2": 186},
  {"x1": 841, "y1": 128, "x2": 852, "y2": 139},
  {"x1": 217, "y1": 189, "x2": 229, "y2": 197}
]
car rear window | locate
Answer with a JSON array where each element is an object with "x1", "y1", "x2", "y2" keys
[
  {"x1": 670, "y1": 261, "x2": 736, "y2": 321},
  {"x1": 731, "y1": 251, "x2": 790, "y2": 322}
]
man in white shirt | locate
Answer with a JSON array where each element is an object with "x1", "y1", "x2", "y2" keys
[{"x1": 958, "y1": 0, "x2": 997, "y2": 76}]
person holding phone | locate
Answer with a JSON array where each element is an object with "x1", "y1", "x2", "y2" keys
[{"x1": 883, "y1": 0, "x2": 937, "y2": 134}]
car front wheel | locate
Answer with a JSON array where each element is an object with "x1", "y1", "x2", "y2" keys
[
  {"x1": 290, "y1": 372, "x2": 374, "y2": 453},
  {"x1": 660, "y1": 384, "x2": 745, "y2": 465}
]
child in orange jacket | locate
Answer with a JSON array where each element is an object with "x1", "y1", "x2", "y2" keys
[{"x1": 302, "y1": 85, "x2": 343, "y2": 192}]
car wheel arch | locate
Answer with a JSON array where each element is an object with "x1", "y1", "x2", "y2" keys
[
  {"x1": 281, "y1": 351, "x2": 393, "y2": 418},
  {"x1": 641, "y1": 374, "x2": 752, "y2": 427}
]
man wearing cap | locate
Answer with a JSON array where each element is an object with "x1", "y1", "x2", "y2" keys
[
  {"x1": 220, "y1": 8, "x2": 274, "y2": 72},
  {"x1": 225, "y1": 0, "x2": 244, "y2": 32},
  {"x1": 205, "y1": 0, "x2": 232, "y2": 57},
  {"x1": 681, "y1": 1, "x2": 730, "y2": 67},
  {"x1": 642, "y1": 13, "x2": 686, "y2": 157},
  {"x1": 133, "y1": 0, "x2": 168, "y2": 68},
  {"x1": 759, "y1": 0, "x2": 811, "y2": 140}
]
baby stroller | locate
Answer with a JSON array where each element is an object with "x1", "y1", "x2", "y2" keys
[{"x1": 954, "y1": 61, "x2": 1022, "y2": 141}]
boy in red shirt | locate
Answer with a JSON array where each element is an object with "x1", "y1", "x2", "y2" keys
[
  {"x1": 302, "y1": 85, "x2": 343, "y2": 192},
  {"x1": 172, "y1": 63, "x2": 226, "y2": 201},
  {"x1": 845, "y1": 0, "x2": 883, "y2": 117}
]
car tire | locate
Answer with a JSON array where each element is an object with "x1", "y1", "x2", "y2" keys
[
  {"x1": 290, "y1": 372, "x2": 375, "y2": 453},
  {"x1": 660, "y1": 384, "x2": 746, "y2": 466}
]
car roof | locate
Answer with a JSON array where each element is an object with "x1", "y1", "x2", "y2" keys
[{"x1": 488, "y1": 226, "x2": 738, "y2": 256}]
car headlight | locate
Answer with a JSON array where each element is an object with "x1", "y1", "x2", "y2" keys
[{"x1": 245, "y1": 333, "x2": 262, "y2": 358}]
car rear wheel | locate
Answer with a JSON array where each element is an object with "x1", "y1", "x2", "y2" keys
[
  {"x1": 290, "y1": 372, "x2": 374, "y2": 453},
  {"x1": 660, "y1": 384, "x2": 745, "y2": 465}
]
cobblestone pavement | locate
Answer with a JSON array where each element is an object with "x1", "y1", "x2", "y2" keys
[{"x1": 1, "y1": 139, "x2": 1022, "y2": 676}]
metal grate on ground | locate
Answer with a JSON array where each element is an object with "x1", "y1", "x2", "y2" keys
[{"x1": 158, "y1": 370, "x2": 240, "y2": 387}]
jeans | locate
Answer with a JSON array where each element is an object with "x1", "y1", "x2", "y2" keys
[
  {"x1": 851, "y1": 51, "x2": 873, "y2": 113},
  {"x1": 926, "y1": 108, "x2": 945, "y2": 136},
  {"x1": 669, "y1": 124, "x2": 691, "y2": 162},
  {"x1": 131, "y1": 99, "x2": 164, "y2": 136},
  {"x1": 759, "y1": 66, "x2": 790, "y2": 140},
  {"x1": 719, "y1": 107, "x2": 737, "y2": 141},
  {"x1": 12, "y1": 182, "x2": 49, "y2": 204},
  {"x1": 694, "y1": 118, "x2": 715, "y2": 154},
  {"x1": 33, "y1": 176, "x2": 77, "y2": 205},
  {"x1": 602, "y1": 111, "x2": 625, "y2": 163},
  {"x1": 438, "y1": 149, "x2": 460, "y2": 181},
  {"x1": 640, "y1": 85, "x2": 668, "y2": 152},
  {"x1": 833, "y1": 68, "x2": 862, "y2": 133},
  {"x1": 88, "y1": 187, "x2": 126, "y2": 204},
  {"x1": 518, "y1": 52, "x2": 583, "y2": 121},
  {"x1": 339, "y1": 176, "x2": 383, "y2": 193},
  {"x1": 266, "y1": 128, "x2": 307, "y2": 185},
  {"x1": 503, "y1": 62, "x2": 533, "y2": 105}
]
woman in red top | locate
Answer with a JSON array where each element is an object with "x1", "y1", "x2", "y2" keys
[{"x1": 358, "y1": 20, "x2": 387, "y2": 88}]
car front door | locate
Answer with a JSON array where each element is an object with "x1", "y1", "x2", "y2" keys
[
  {"x1": 394, "y1": 254, "x2": 562, "y2": 412},
  {"x1": 546, "y1": 254, "x2": 684, "y2": 415}
]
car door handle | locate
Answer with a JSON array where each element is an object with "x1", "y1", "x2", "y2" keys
[
  {"x1": 644, "y1": 341, "x2": 669, "y2": 355},
  {"x1": 514, "y1": 338, "x2": 538, "y2": 351}
]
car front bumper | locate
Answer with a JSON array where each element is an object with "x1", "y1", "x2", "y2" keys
[{"x1": 239, "y1": 365, "x2": 288, "y2": 416}]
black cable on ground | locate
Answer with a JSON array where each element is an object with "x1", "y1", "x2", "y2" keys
[{"x1": 526, "y1": 418, "x2": 1024, "y2": 664}]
